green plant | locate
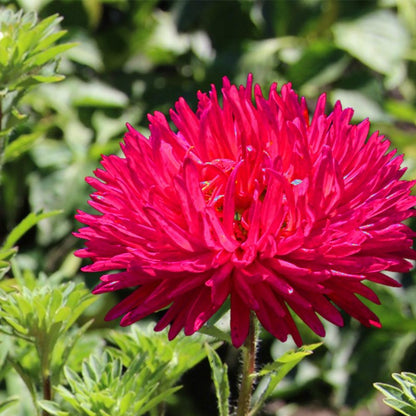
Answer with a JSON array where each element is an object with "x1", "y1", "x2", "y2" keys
[
  {"x1": 39, "y1": 350, "x2": 180, "y2": 416},
  {"x1": 374, "y1": 372, "x2": 416, "y2": 416},
  {"x1": 0, "y1": 271, "x2": 96, "y2": 415},
  {"x1": 37, "y1": 324, "x2": 217, "y2": 416},
  {"x1": 0, "y1": 8, "x2": 74, "y2": 176}
]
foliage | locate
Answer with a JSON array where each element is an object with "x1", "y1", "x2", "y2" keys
[
  {"x1": 38, "y1": 325, "x2": 215, "y2": 416},
  {"x1": 375, "y1": 372, "x2": 416, "y2": 416},
  {"x1": 0, "y1": 8, "x2": 74, "y2": 177},
  {"x1": 106, "y1": 324, "x2": 213, "y2": 389},
  {"x1": 250, "y1": 343, "x2": 323, "y2": 415},
  {"x1": 39, "y1": 351, "x2": 180, "y2": 416},
  {"x1": 205, "y1": 340, "x2": 321, "y2": 416},
  {"x1": 0, "y1": 7, "x2": 74, "y2": 280},
  {"x1": 0, "y1": 210, "x2": 61, "y2": 278},
  {"x1": 206, "y1": 344, "x2": 230, "y2": 416},
  {"x1": 0, "y1": 0, "x2": 415, "y2": 415},
  {"x1": 0, "y1": 271, "x2": 96, "y2": 415}
]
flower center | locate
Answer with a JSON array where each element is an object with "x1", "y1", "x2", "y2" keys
[{"x1": 200, "y1": 160, "x2": 256, "y2": 244}]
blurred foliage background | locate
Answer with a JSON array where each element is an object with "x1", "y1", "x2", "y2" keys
[{"x1": 0, "y1": 0, "x2": 415, "y2": 415}]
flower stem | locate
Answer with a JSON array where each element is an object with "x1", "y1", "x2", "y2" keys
[
  {"x1": 236, "y1": 312, "x2": 258, "y2": 416},
  {"x1": 42, "y1": 372, "x2": 51, "y2": 416}
]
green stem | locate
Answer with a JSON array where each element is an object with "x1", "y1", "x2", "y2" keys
[
  {"x1": 0, "y1": 98, "x2": 5, "y2": 182},
  {"x1": 236, "y1": 312, "x2": 258, "y2": 416},
  {"x1": 39, "y1": 345, "x2": 52, "y2": 416},
  {"x1": 42, "y1": 372, "x2": 51, "y2": 416},
  {"x1": 0, "y1": 98, "x2": 3, "y2": 131}
]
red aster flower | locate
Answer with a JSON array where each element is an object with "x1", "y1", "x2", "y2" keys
[{"x1": 75, "y1": 75, "x2": 416, "y2": 348}]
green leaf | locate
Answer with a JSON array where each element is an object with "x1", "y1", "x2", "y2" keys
[
  {"x1": 329, "y1": 89, "x2": 387, "y2": 122},
  {"x1": 403, "y1": 373, "x2": 416, "y2": 386},
  {"x1": 205, "y1": 343, "x2": 230, "y2": 416},
  {"x1": 375, "y1": 372, "x2": 416, "y2": 416},
  {"x1": 0, "y1": 247, "x2": 17, "y2": 262},
  {"x1": 333, "y1": 10, "x2": 410, "y2": 74},
  {"x1": 137, "y1": 386, "x2": 182, "y2": 416},
  {"x1": 34, "y1": 29, "x2": 67, "y2": 53},
  {"x1": 385, "y1": 100, "x2": 416, "y2": 123},
  {"x1": 374, "y1": 382, "x2": 405, "y2": 400},
  {"x1": 256, "y1": 343, "x2": 322, "y2": 376},
  {"x1": 71, "y1": 80, "x2": 128, "y2": 108},
  {"x1": 63, "y1": 366, "x2": 84, "y2": 393},
  {"x1": 31, "y1": 74, "x2": 65, "y2": 83},
  {"x1": 0, "y1": 396, "x2": 19, "y2": 414},
  {"x1": 2, "y1": 210, "x2": 62, "y2": 250},
  {"x1": 392, "y1": 374, "x2": 416, "y2": 405},
  {"x1": 64, "y1": 35, "x2": 104, "y2": 71},
  {"x1": 3, "y1": 132, "x2": 42, "y2": 162},
  {"x1": 38, "y1": 400, "x2": 65, "y2": 416},
  {"x1": 251, "y1": 343, "x2": 321, "y2": 415},
  {"x1": 1, "y1": 316, "x2": 29, "y2": 335},
  {"x1": 27, "y1": 42, "x2": 77, "y2": 67},
  {"x1": 0, "y1": 261, "x2": 10, "y2": 271},
  {"x1": 199, "y1": 325, "x2": 232, "y2": 344},
  {"x1": 383, "y1": 398, "x2": 416, "y2": 416}
]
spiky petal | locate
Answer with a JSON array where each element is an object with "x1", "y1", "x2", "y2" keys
[{"x1": 75, "y1": 75, "x2": 416, "y2": 347}]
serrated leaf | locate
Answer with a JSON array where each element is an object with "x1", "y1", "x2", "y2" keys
[{"x1": 205, "y1": 343, "x2": 230, "y2": 416}]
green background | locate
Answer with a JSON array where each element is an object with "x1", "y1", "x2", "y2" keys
[{"x1": 1, "y1": 1, "x2": 416, "y2": 415}]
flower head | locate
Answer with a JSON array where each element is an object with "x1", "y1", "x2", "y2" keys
[{"x1": 75, "y1": 75, "x2": 416, "y2": 347}]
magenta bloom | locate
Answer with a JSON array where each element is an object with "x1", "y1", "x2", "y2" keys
[{"x1": 75, "y1": 75, "x2": 416, "y2": 348}]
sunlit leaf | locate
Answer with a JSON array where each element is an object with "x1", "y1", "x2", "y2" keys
[
  {"x1": 375, "y1": 372, "x2": 416, "y2": 416},
  {"x1": 333, "y1": 10, "x2": 410, "y2": 74}
]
